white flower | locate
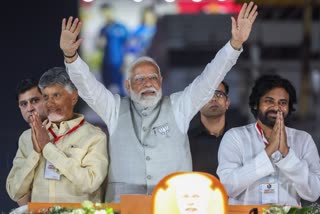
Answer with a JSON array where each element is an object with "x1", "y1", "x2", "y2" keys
[
  {"x1": 43, "y1": 200, "x2": 114, "y2": 214},
  {"x1": 81, "y1": 200, "x2": 94, "y2": 209},
  {"x1": 95, "y1": 202, "x2": 102, "y2": 207},
  {"x1": 70, "y1": 209, "x2": 86, "y2": 214},
  {"x1": 283, "y1": 206, "x2": 291, "y2": 212},
  {"x1": 94, "y1": 210, "x2": 107, "y2": 214}
]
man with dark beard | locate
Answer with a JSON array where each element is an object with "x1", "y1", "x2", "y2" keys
[
  {"x1": 217, "y1": 74, "x2": 320, "y2": 206},
  {"x1": 59, "y1": 2, "x2": 258, "y2": 202}
]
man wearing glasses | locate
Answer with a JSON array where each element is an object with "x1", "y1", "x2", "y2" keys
[
  {"x1": 59, "y1": 2, "x2": 258, "y2": 202},
  {"x1": 188, "y1": 81, "x2": 245, "y2": 178}
]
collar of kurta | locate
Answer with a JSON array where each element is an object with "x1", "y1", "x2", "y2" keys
[
  {"x1": 131, "y1": 99, "x2": 161, "y2": 117},
  {"x1": 44, "y1": 114, "x2": 85, "y2": 143},
  {"x1": 255, "y1": 122, "x2": 269, "y2": 146}
]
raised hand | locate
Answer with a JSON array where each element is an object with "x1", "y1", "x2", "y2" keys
[
  {"x1": 230, "y1": 1, "x2": 258, "y2": 50},
  {"x1": 60, "y1": 16, "x2": 83, "y2": 59},
  {"x1": 29, "y1": 112, "x2": 50, "y2": 152}
]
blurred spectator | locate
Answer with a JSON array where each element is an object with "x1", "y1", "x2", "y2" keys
[{"x1": 98, "y1": 3, "x2": 128, "y2": 96}]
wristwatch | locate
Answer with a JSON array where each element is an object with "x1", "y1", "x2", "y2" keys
[{"x1": 271, "y1": 150, "x2": 284, "y2": 163}]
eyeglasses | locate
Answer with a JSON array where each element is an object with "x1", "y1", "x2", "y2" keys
[
  {"x1": 213, "y1": 90, "x2": 228, "y2": 99},
  {"x1": 132, "y1": 74, "x2": 160, "y2": 85}
]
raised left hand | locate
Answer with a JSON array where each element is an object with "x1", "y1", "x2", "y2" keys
[
  {"x1": 60, "y1": 16, "x2": 83, "y2": 58},
  {"x1": 230, "y1": 1, "x2": 258, "y2": 49}
]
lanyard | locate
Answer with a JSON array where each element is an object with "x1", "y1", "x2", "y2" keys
[
  {"x1": 256, "y1": 123, "x2": 280, "y2": 181},
  {"x1": 255, "y1": 122, "x2": 269, "y2": 146},
  {"x1": 47, "y1": 118, "x2": 85, "y2": 144}
]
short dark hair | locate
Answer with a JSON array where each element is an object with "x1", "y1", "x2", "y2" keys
[
  {"x1": 16, "y1": 78, "x2": 41, "y2": 101},
  {"x1": 221, "y1": 81, "x2": 229, "y2": 95},
  {"x1": 249, "y1": 74, "x2": 297, "y2": 118}
]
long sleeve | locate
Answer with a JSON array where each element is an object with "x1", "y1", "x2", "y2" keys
[
  {"x1": 217, "y1": 128, "x2": 275, "y2": 198},
  {"x1": 170, "y1": 41, "x2": 242, "y2": 133},
  {"x1": 276, "y1": 130, "x2": 320, "y2": 202},
  {"x1": 6, "y1": 130, "x2": 41, "y2": 201},
  {"x1": 65, "y1": 58, "x2": 121, "y2": 135},
  {"x1": 42, "y1": 128, "x2": 108, "y2": 194},
  {"x1": 217, "y1": 124, "x2": 320, "y2": 205}
]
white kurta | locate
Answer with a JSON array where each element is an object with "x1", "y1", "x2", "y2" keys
[
  {"x1": 217, "y1": 123, "x2": 320, "y2": 206},
  {"x1": 65, "y1": 41, "x2": 242, "y2": 202}
]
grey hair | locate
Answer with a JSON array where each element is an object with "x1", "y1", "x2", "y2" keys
[
  {"x1": 39, "y1": 67, "x2": 77, "y2": 94},
  {"x1": 126, "y1": 56, "x2": 161, "y2": 80}
]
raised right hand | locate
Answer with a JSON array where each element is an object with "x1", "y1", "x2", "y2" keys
[{"x1": 60, "y1": 16, "x2": 83, "y2": 57}]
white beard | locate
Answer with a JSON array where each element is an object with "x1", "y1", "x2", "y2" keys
[
  {"x1": 130, "y1": 87, "x2": 162, "y2": 108},
  {"x1": 48, "y1": 113, "x2": 64, "y2": 122}
]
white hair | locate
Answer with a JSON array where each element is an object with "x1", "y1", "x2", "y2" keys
[{"x1": 126, "y1": 56, "x2": 161, "y2": 80}]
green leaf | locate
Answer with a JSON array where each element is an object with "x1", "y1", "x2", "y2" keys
[
  {"x1": 297, "y1": 207, "x2": 313, "y2": 214},
  {"x1": 287, "y1": 207, "x2": 299, "y2": 214}
]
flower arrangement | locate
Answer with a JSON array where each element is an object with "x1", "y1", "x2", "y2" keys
[
  {"x1": 44, "y1": 201, "x2": 114, "y2": 214},
  {"x1": 262, "y1": 203, "x2": 320, "y2": 214}
]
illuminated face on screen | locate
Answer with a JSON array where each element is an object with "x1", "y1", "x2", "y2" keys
[
  {"x1": 152, "y1": 172, "x2": 227, "y2": 214},
  {"x1": 176, "y1": 185, "x2": 209, "y2": 214}
]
